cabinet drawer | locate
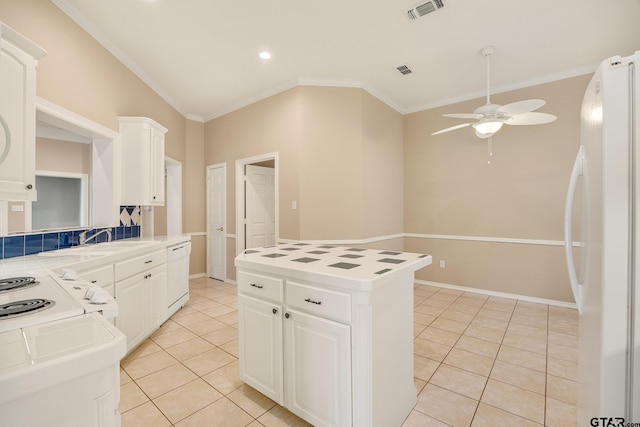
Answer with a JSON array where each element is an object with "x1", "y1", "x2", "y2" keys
[
  {"x1": 238, "y1": 270, "x2": 283, "y2": 303},
  {"x1": 115, "y1": 250, "x2": 167, "y2": 282},
  {"x1": 285, "y1": 281, "x2": 351, "y2": 324},
  {"x1": 78, "y1": 265, "x2": 114, "y2": 289}
]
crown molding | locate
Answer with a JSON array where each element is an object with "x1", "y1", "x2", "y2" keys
[{"x1": 52, "y1": 0, "x2": 190, "y2": 118}]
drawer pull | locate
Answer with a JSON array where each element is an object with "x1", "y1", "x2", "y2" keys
[
  {"x1": 250, "y1": 283, "x2": 263, "y2": 289},
  {"x1": 285, "y1": 313, "x2": 290, "y2": 319},
  {"x1": 144, "y1": 260, "x2": 153, "y2": 264},
  {"x1": 91, "y1": 280, "x2": 97, "y2": 283},
  {"x1": 304, "y1": 298, "x2": 322, "y2": 305}
]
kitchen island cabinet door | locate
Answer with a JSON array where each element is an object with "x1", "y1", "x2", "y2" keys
[
  {"x1": 238, "y1": 294, "x2": 283, "y2": 404},
  {"x1": 284, "y1": 308, "x2": 351, "y2": 427}
]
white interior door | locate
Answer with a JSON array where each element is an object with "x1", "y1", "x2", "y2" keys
[
  {"x1": 245, "y1": 165, "x2": 275, "y2": 249},
  {"x1": 207, "y1": 164, "x2": 226, "y2": 280}
]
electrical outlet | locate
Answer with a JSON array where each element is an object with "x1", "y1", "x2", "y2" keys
[
  {"x1": 11, "y1": 205, "x2": 24, "y2": 212},
  {"x1": 292, "y1": 201, "x2": 297, "y2": 210},
  {"x1": 439, "y1": 260, "x2": 445, "y2": 268}
]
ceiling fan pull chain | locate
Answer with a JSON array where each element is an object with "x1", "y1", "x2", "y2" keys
[{"x1": 487, "y1": 137, "x2": 493, "y2": 165}]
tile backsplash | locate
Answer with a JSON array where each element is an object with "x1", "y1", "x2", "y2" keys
[{"x1": 0, "y1": 206, "x2": 141, "y2": 260}]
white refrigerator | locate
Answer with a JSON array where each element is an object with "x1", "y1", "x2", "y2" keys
[{"x1": 564, "y1": 50, "x2": 640, "y2": 425}]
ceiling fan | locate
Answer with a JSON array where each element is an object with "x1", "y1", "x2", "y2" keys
[{"x1": 431, "y1": 46, "x2": 557, "y2": 162}]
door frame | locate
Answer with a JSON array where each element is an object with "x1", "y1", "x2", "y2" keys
[
  {"x1": 235, "y1": 152, "x2": 279, "y2": 255},
  {"x1": 207, "y1": 162, "x2": 226, "y2": 279}
]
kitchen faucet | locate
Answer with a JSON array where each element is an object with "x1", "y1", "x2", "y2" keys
[{"x1": 78, "y1": 228, "x2": 112, "y2": 245}]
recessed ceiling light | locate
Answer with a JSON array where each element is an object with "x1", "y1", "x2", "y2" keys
[{"x1": 259, "y1": 51, "x2": 272, "y2": 60}]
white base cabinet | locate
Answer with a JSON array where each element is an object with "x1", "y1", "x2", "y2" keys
[
  {"x1": 236, "y1": 245, "x2": 431, "y2": 427},
  {"x1": 114, "y1": 250, "x2": 167, "y2": 351},
  {"x1": 284, "y1": 308, "x2": 351, "y2": 427},
  {"x1": 238, "y1": 294, "x2": 283, "y2": 403}
]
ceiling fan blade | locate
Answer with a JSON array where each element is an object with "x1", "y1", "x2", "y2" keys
[
  {"x1": 431, "y1": 123, "x2": 471, "y2": 136},
  {"x1": 506, "y1": 112, "x2": 557, "y2": 125},
  {"x1": 496, "y1": 99, "x2": 545, "y2": 116},
  {"x1": 443, "y1": 113, "x2": 483, "y2": 119}
]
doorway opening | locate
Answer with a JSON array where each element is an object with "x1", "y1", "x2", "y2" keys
[{"x1": 235, "y1": 152, "x2": 278, "y2": 255}]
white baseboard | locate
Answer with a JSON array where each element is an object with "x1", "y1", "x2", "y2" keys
[
  {"x1": 416, "y1": 279, "x2": 578, "y2": 310},
  {"x1": 189, "y1": 272, "x2": 206, "y2": 279}
]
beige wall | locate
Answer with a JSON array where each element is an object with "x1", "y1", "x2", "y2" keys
[
  {"x1": 185, "y1": 119, "x2": 206, "y2": 275},
  {"x1": 1, "y1": 0, "x2": 206, "y2": 273},
  {"x1": 205, "y1": 85, "x2": 404, "y2": 280},
  {"x1": 36, "y1": 138, "x2": 92, "y2": 174},
  {"x1": 403, "y1": 75, "x2": 591, "y2": 302},
  {"x1": 0, "y1": 0, "x2": 593, "y2": 302}
]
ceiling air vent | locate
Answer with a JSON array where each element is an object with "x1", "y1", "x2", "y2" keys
[
  {"x1": 406, "y1": 0, "x2": 444, "y2": 20},
  {"x1": 396, "y1": 64, "x2": 413, "y2": 75}
]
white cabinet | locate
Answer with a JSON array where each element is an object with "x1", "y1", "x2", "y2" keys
[
  {"x1": 0, "y1": 23, "x2": 45, "y2": 201},
  {"x1": 237, "y1": 271, "x2": 351, "y2": 427},
  {"x1": 236, "y1": 245, "x2": 432, "y2": 427},
  {"x1": 284, "y1": 309, "x2": 351, "y2": 427},
  {"x1": 118, "y1": 117, "x2": 167, "y2": 206},
  {"x1": 114, "y1": 249, "x2": 168, "y2": 351},
  {"x1": 238, "y1": 294, "x2": 283, "y2": 403}
]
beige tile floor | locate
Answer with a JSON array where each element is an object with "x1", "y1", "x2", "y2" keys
[{"x1": 119, "y1": 277, "x2": 579, "y2": 427}]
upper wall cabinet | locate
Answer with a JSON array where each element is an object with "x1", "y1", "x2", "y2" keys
[
  {"x1": 119, "y1": 117, "x2": 167, "y2": 206},
  {"x1": 0, "y1": 23, "x2": 46, "y2": 201}
]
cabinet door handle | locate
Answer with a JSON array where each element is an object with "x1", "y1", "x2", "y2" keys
[
  {"x1": 272, "y1": 308, "x2": 278, "y2": 314},
  {"x1": 26, "y1": 184, "x2": 33, "y2": 190},
  {"x1": 285, "y1": 313, "x2": 290, "y2": 319},
  {"x1": 304, "y1": 298, "x2": 322, "y2": 305},
  {"x1": 250, "y1": 283, "x2": 263, "y2": 289}
]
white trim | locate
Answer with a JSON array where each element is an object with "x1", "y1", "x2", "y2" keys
[
  {"x1": 35, "y1": 97, "x2": 119, "y2": 140},
  {"x1": 189, "y1": 272, "x2": 206, "y2": 279},
  {"x1": 51, "y1": 0, "x2": 189, "y2": 118},
  {"x1": 278, "y1": 233, "x2": 578, "y2": 247},
  {"x1": 404, "y1": 65, "x2": 597, "y2": 115},
  {"x1": 405, "y1": 232, "x2": 579, "y2": 247},
  {"x1": 278, "y1": 233, "x2": 404, "y2": 246},
  {"x1": 235, "y1": 152, "x2": 279, "y2": 255},
  {"x1": 415, "y1": 280, "x2": 578, "y2": 310},
  {"x1": 33, "y1": 170, "x2": 90, "y2": 229},
  {"x1": 226, "y1": 234, "x2": 236, "y2": 239},
  {"x1": 206, "y1": 79, "x2": 299, "y2": 120},
  {"x1": 186, "y1": 114, "x2": 205, "y2": 123},
  {"x1": 186, "y1": 231, "x2": 207, "y2": 237}
]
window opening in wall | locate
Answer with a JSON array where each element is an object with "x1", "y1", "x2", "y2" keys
[{"x1": 32, "y1": 172, "x2": 88, "y2": 230}]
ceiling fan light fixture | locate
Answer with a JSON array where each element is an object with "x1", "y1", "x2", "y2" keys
[{"x1": 473, "y1": 120, "x2": 503, "y2": 136}]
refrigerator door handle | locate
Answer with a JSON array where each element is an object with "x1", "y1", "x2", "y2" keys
[{"x1": 564, "y1": 145, "x2": 584, "y2": 313}]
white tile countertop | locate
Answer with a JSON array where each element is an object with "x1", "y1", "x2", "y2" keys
[
  {"x1": 0, "y1": 235, "x2": 191, "y2": 276},
  {"x1": 235, "y1": 243, "x2": 432, "y2": 291}
]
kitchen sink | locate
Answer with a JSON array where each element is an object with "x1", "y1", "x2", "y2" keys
[{"x1": 38, "y1": 240, "x2": 158, "y2": 257}]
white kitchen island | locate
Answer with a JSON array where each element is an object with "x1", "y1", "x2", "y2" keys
[{"x1": 235, "y1": 244, "x2": 432, "y2": 427}]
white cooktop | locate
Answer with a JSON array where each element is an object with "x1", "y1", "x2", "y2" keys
[
  {"x1": 235, "y1": 244, "x2": 432, "y2": 285},
  {"x1": 0, "y1": 273, "x2": 83, "y2": 334}
]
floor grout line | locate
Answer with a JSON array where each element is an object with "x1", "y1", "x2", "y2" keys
[{"x1": 120, "y1": 280, "x2": 578, "y2": 427}]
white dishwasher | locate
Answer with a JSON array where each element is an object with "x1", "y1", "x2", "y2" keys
[{"x1": 167, "y1": 240, "x2": 191, "y2": 317}]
